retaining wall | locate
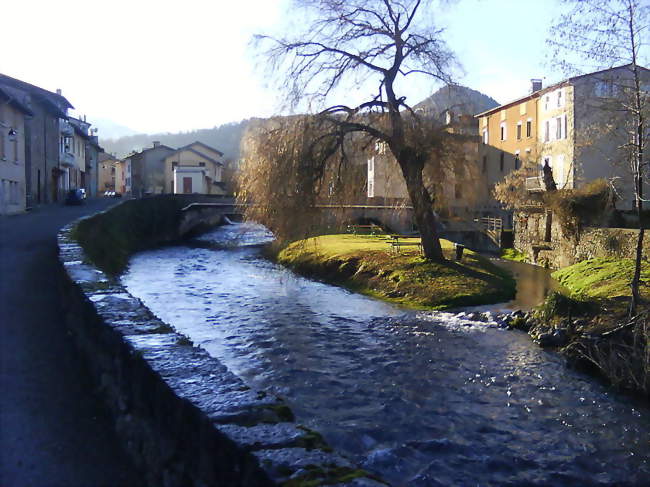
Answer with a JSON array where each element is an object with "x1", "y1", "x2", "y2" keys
[
  {"x1": 57, "y1": 201, "x2": 385, "y2": 486},
  {"x1": 514, "y1": 208, "x2": 649, "y2": 269}
]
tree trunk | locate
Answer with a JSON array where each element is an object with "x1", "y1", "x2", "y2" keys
[{"x1": 397, "y1": 154, "x2": 444, "y2": 261}]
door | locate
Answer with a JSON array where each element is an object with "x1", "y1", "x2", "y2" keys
[{"x1": 183, "y1": 177, "x2": 192, "y2": 194}]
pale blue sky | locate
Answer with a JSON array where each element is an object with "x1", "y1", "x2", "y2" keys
[{"x1": 1, "y1": 0, "x2": 581, "y2": 136}]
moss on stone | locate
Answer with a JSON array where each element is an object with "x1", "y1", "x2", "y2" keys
[
  {"x1": 281, "y1": 465, "x2": 383, "y2": 486},
  {"x1": 72, "y1": 196, "x2": 187, "y2": 276},
  {"x1": 295, "y1": 426, "x2": 333, "y2": 452}
]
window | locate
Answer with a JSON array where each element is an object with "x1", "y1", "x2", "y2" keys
[
  {"x1": 557, "y1": 89, "x2": 563, "y2": 108},
  {"x1": 199, "y1": 162, "x2": 206, "y2": 167},
  {"x1": 12, "y1": 138, "x2": 18, "y2": 162},
  {"x1": 367, "y1": 179, "x2": 374, "y2": 198},
  {"x1": 516, "y1": 121, "x2": 522, "y2": 140},
  {"x1": 368, "y1": 156, "x2": 374, "y2": 173},
  {"x1": 482, "y1": 129, "x2": 488, "y2": 144},
  {"x1": 544, "y1": 95, "x2": 550, "y2": 111},
  {"x1": 482, "y1": 155, "x2": 487, "y2": 173},
  {"x1": 499, "y1": 152, "x2": 505, "y2": 172},
  {"x1": 526, "y1": 119, "x2": 532, "y2": 138},
  {"x1": 500, "y1": 122, "x2": 506, "y2": 141},
  {"x1": 544, "y1": 120, "x2": 550, "y2": 142},
  {"x1": 555, "y1": 116, "x2": 562, "y2": 139}
]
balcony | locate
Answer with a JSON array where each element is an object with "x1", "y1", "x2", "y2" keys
[
  {"x1": 60, "y1": 120, "x2": 74, "y2": 137},
  {"x1": 60, "y1": 151, "x2": 75, "y2": 167},
  {"x1": 525, "y1": 176, "x2": 544, "y2": 192}
]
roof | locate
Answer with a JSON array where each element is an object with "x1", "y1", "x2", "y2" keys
[
  {"x1": 475, "y1": 63, "x2": 650, "y2": 118},
  {"x1": 0, "y1": 85, "x2": 34, "y2": 116},
  {"x1": 180, "y1": 140, "x2": 224, "y2": 157},
  {"x1": 0, "y1": 73, "x2": 73, "y2": 117},
  {"x1": 165, "y1": 147, "x2": 223, "y2": 166}
]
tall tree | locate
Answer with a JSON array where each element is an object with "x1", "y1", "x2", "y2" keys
[
  {"x1": 253, "y1": 0, "x2": 457, "y2": 260},
  {"x1": 548, "y1": 0, "x2": 649, "y2": 315}
]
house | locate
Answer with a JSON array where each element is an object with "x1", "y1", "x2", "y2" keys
[
  {"x1": 163, "y1": 141, "x2": 226, "y2": 195},
  {"x1": 0, "y1": 85, "x2": 32, "y2": 214},
  {"x1": 85, "y1": 133, "x2": 102, "y2": 197},
  {"x1": 478, "y1": 64, "x2": 650, "y2": 266},
  {"x1": 126, "y1": 141, "x2": 175, "y2": 197},
  {"x1": 98, "y1": 152, "x2": 120, "y2": 193},
  {"x1": 477, "y1": 64, "x2": 650, "y2": 214},
  {"x1": 64, "y1": 116, "x2": 92, "y2": 195},
  {"x1": 0, "y1": 73, "x2": 73, "y2": 206}
]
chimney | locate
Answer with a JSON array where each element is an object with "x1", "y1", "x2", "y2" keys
[
  {"x1": 152, "y1": 141, "x2": 160, "y2": 148},
  {"x1": 531, "y1": 79, "x2": 542, "y2": 92},
  {"x1": 56, "y1": 88, "x2": 62, "y2": 96}
]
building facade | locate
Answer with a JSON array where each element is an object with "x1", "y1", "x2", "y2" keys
[
  {"x1": 0, "y1": 86, "x2": 31, "y2": 214},
  {"x1": 163, "y1": 142, "x2": 226, "y2": 195}
]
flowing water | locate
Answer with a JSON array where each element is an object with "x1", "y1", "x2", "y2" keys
[{"x1": 123, "y1": 223, "x2": 650, "y2": 486}]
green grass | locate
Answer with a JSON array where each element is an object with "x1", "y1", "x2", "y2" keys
[
  {"x1": 552, "y1": 257, "x2": 650, "y2": 300},
  {"x1": 500, "y1": 248, "x2": 527, "y2": 263},
  {"x1": 278, "y1": 234, "x2": 515, "y2": 310}
]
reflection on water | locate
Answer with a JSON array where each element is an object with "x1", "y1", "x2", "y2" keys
[{"x1": 122, "y1": 223, "x2": 650, "y2": 486}]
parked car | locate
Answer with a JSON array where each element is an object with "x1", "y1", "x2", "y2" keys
[
  {"x1": 79, "y1": 188, "x2": 87, "y2": 199},
  {"x1": 65, "y1": 189, "x2": 84, "y2": 205}
]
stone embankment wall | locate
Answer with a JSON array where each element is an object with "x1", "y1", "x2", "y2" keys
[
  {"x1": 58, "y1": 200, "x2": 384, "y2": 487},
  {"x1": 514, "y1": 208, "x2": 650, "y2": 269}
]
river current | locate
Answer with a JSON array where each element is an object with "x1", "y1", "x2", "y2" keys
[{"x1": 123, "y1": 223, "x2": 650, "y2": 486}]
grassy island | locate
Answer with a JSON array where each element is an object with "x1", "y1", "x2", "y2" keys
[{"x1": 277, "y1": 234, "x2": 515, "y2": 310}]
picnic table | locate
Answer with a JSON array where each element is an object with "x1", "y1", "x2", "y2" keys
[{"x1": 347, "y1": 223, "x2": 381, "y2": 235}]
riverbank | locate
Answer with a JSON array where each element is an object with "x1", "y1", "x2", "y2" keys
[
  {"x1": 510, "y1": 257, "x2": 650, "y2": 397},
  {"x1": 277, "y1": 234, "x2": 515, "y2": 310}
]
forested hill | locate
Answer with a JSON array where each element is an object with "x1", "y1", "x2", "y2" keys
[
  {"x1": 414, "y1": 85, "x2": 500, "y2": 121},
  {"x1": 101, "y1": 86, "x2": 498, "y2": 160},
  {"x1": 100, "y1": 119, "x2": 253, "y2": 160}
]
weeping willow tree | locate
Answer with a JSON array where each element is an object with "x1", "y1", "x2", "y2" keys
[
  {"x1": 247, "y1": 0, "x2": 461, "y2": 260},
  {"x1": 238, "y1": 110, "x2": 474, "y2": 247}
]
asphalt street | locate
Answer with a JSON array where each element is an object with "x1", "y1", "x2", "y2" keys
[{"x1": 0, "y1": 198, "x2": 145, "y2": 487}]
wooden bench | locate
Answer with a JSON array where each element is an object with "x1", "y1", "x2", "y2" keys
[{"x1": 387, "y1": 234, "x2": 423, "y2": 254}]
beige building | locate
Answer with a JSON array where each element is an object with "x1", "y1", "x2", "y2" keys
[
  {"x1": 0, "y1": 86, "x2": 31, "y2": 214},
  {"x1": 98, "y1": 152, "x2": 119, "y2": 193},
  {"x1": 478, "y1": 65, "x2": 650, "y2": 213},
  {"x1": 163, "y1": 141, "x2": 226, "y2": 195}
]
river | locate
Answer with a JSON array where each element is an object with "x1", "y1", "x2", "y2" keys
[{"x1": 122, "y1": 222, "x2": 649, "y2": 486}]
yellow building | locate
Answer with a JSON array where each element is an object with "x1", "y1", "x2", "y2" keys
[{"x1": 478, "y1": 65, "x2": 650, "y2": 213}]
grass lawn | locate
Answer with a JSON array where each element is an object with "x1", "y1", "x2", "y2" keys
[
  {"x1": 552, "y1": 257, "x2": 650, "y2": 300},
  {"x1": 278, "y1": 234, "x2": 515, "y2": 310},
  {"x1": 500, "y1": 248, "x2": 528, "y2": 263}
]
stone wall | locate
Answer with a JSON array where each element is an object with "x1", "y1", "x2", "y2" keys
[
  {"x1": 514, "y1": 208, "x2": 648, "y2": 269},
  {"x1": 58, "y1": 204, "x2": 384, "y2": 486}
]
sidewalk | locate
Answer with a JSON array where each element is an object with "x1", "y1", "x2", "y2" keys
[{"x1": 0, "y1": 199, "x2": 144, "y2": 486}]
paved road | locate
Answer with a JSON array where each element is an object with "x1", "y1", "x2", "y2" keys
[{"x1": 0, "y1": 199, "x2": 145, "y2": 487}]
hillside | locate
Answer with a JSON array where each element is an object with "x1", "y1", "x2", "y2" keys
[
  {"x1": 101, "y1": 86, "x2": 498, "y2": 160},
  {"x1": 414, "y1": 84, "x2": 499, "y2": 121},
  {"x1": 100, "y1": 119, "x2": 252, "y2": 160}
]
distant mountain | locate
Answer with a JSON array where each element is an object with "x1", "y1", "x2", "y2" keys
[
  {"x1": 91, "y1": 118, "x2": 139, "y2": 140},
  {"x1": 414, "y1": 85, "x2": 499, "y2": 121},
  {"x1": 100, "y1": 119, "x2": 252, "y2": 160}
]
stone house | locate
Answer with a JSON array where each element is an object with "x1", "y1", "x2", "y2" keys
[
  {"x1": 126, "y1": 141, "x2": 175, "y2": 197},
  {"x1": 163, "y1": 141, "x2": 226, "y2": 195},
  {"x1": 0, "y1": 73, "x2": 74, "y2": 206},
  {"x1": 0, "y1": 85, "x2": 32, "y2": 214}
]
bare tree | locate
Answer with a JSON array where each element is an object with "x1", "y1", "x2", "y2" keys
[
  {"x1": 253, "y1": 0, "x2": 458, "y2": 260},
  {"x1": 548, "y1": 0, "x2": 649, "y2": 314}
]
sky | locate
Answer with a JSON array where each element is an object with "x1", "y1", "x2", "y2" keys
[{"x1": 2, "y1": 0, "x2": 580, "y2": 137}]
